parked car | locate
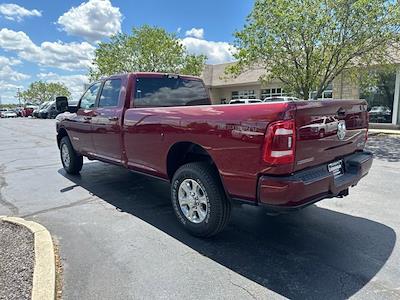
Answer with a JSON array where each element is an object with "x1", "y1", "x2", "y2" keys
[
  {"x1": 229, "y1": 98, "x2": 262, "y2": 104},
  {"x1": 56, "y1": 72, "x2": 372, "y2": 237},
  {"x1": 47, "y1": 101, "x2": 60, "y2": 119},
  {"x1": 21, "y1": 105, "x2": 36, "y2": 117},
  {"x1": 38, "y1": 101, "x2": 61, "y2": 119},
  {"x1": 298, "y1": 116, "x2": 339, "y2": 139},
  {"x1": 38, "y1": 101, "x2": 53, "y2": 118},
  {"x1": 33, "y1": 102, "x2": 49, "y2": 118},
  {"x1": 67, "y1": 100, "x2": 79, "y2": 108},
  {"x1": 37, "y1": 101, "x2": 51, "y2": 119},
  {"x1": 369, "y1": 106, "x2": 391, "y2": 123},
  {"x1": 13, "y1": 108, "x2": 24, "y2": 117},
  {"x1": 0, "y1": 109, "x2": 18, "y2": 118},
  {"x1": 263, "y1": 96, "x2": 299, "y2": 102}
]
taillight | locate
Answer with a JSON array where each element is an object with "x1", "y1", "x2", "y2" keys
[{"x1": 263, "y1": 119, "x2": 296, "y2": 165}]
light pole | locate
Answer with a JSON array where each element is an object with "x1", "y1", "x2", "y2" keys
[{"x1": 17, "y1": 88, "x2": 21, "y2": 107}]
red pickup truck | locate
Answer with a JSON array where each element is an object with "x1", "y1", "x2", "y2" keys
[{"x1": 56, "y1": 72, "x2": 372, "y2": 237}]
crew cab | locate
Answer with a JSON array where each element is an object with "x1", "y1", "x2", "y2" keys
[{"x1": 55, "y1": 72, "x2": 373, "y2": 237}]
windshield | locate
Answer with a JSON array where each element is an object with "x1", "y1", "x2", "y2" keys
[
  {"x1": 310, "y1": 118, "x2": 325, "y2": 124},
  {"x1": 39, "y1": 102, "x2": 49, "y2": 109},
  {"x1": 265, "y1": 97, "x2": 286, "y2": 102},
  {"x1": 371, "y1": 106, "x2": 385, "y2": 111}
]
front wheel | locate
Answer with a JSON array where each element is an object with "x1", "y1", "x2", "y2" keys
[
  {"x1": 171, "y1": 162, "x2": 231, "y2": 237},
  {"x1": 60, "y1": 136, "x2": 83, "y2": 175}
]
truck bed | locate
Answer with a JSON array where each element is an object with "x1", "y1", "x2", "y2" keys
[{"x1": 122, "y1": 99, "x2": 369, "y2": 202}]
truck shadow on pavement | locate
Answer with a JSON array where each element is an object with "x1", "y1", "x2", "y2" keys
[{"x1": 59, "y1": 162, "x2": 396, "y2": 300}]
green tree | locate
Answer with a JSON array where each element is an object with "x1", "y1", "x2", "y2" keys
[
  {"x1": 19, "y1": 81, "x2": 71, "y2": 104},
  {"x1": 228, "y1": 0, "x2": 400, "y2": 99},
  {"x1": 89, "y1": 25, "x2": 207, "y2": 80}
]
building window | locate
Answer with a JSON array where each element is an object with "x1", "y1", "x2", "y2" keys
[
  {"x1": 360, "y1": 71, "x2": 396, "y2": 123},
  {"x1": 322, "y1": 90, "x2": 333, "y2": 99},
  {"x1": 231, "y1": 90, "x2": 256, "y2": 99},
  {"x1": 310, "y1": 83, "x2": 333, "y2": 100},
  {"x1": 322, "y1": 82, "x2": 333, "y2": 99},
  {"x1": 260, "y1": 87, "x2": 284, "y2": 100}
]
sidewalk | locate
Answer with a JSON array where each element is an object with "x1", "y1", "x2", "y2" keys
[{"x1": 369, "y1": 128, "x2": 400, "y2": 135}]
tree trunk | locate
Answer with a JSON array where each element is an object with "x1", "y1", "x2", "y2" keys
[{"x1": 302, "y1": 87, "x2": 310, "y2": 100}]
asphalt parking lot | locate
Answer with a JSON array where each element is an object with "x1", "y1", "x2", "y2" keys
[{"x1": 0, "y1": 118, "x2": 399, "y2": 299}]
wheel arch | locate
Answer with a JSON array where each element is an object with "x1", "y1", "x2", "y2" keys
[
  {"x1": 57, "y1": 127, "x2": 69, "y2": 149},
  {"x1": 166, "y1": 141, "x2": 229, "y2": 196}
]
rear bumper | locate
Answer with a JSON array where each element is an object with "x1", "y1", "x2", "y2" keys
[{"x1": 257, "y1": 151, "x2": 373, "y2": 210}]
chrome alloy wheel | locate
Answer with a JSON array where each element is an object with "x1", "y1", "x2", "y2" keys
[
  {"x1": 61, "y1": 143, "x2": 71, "y2": 168},
  {"x1": 178, "y1": 179, "x2": 208, "y2": 223}
]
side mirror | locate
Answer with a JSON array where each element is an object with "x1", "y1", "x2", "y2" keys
[{"x1": 56, "y1": 96, "x2": 68, "y2": 112}]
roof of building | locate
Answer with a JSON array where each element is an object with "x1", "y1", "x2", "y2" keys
[
  {"x1": 201, "y1": 62, "x2": 270, "y2": 87},
  {"x1": 202, "y1": 45, "x2": 400, "y2": 88}
]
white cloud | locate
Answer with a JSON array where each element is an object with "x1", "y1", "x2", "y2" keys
[
  {"x1": 0, "y1": 3, "x2": 41, "y2": 22},
  {"x1": 0, "y1": 28, "x2": 95, "y2": 71},
  {"x1": 0, "y1": 81, "x2": 23, "y2": 90},
  {"x1": 181, "y1": 37, "x2": 236, "y2": 64},
  {"x1": 0, "y1": 28, "x2": 34, "y2": 51},
  {"x1": 0, "y1": 55, "x2": 29, "y2": 104},
  {"x1": 0, "y1": 80, "x2": 24, "y2": 104},
  {"x1": 0, "y1": 65, "x2": 30, "y2": 81},
  {"x1": 185, "y1": 28, "x2": 204, "y2": 39},
  {"x1": 0, "y1": 55, "x2": 30, "y2": 81},
  {"x1": 57, "y1": 0, "x2": 122, "y2": 42},
  {"x1": 0, "y1": 55, "x2": 21, "y2": 66},
  {"x1": 177, "y1": 27, "x2": 182, "y2": 34},
  {"x1": 37, "y1": 72, "x2": 88, "y2": 101}
]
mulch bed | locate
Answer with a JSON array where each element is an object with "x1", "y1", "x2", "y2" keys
[{"x1": 0, "y1": 220, "x2": 34, "y2": 300}]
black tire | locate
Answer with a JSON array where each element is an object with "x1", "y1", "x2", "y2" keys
[
  {"x1": 171, "y1": 162, "x2": 231, "y2": 237},
  {"x1": 60, "y1": 136, "x2": 83, "y2": 175}
]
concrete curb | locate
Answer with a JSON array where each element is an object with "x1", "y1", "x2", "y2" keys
[
  {"x1": 0, "y1": 216, "x2": 55, "y2": 300},
  {"x1": 369, "y1": 129, "x2": 400, "y2": 135}
]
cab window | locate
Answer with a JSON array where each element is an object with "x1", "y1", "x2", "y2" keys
[
  {"x1": 98, "y1": 79, "x2": 121, "y2": 107},
  {"x1": 80, "y1": 82, "x2": 101, "y2": 109},
  {"x1": 134, "y1": 76, "x2": 209, "y2": 107}
]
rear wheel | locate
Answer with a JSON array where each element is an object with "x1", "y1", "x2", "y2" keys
[
  {"x1": 171, "y1": 162, "x2": 231, "y2": 237},
  {"x1": 60, "y1": 136, "x2": 83, "y2": 175}
]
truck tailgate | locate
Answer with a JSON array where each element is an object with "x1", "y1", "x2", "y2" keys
[{"x1": 294, "y1": 99, "x2": 368, "y2": 171}]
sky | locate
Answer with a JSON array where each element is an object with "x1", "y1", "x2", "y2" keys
[{"x1": 0, "y1": 0, "x2": 254, "y2": 104}]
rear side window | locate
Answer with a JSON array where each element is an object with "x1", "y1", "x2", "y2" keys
[
  {"x1": 134, "y1": 77, "x2": 209, "y2": 107},
  {"x1": 98, "y1": 79, "x2": 121, "y2": 107}
]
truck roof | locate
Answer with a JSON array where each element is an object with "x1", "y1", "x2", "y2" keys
[{"x1": 101, "y1": 72, "x2": 202, "y2": 81}]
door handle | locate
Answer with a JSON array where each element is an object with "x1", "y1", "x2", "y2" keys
[
  {"x1": 108, "y1": 116, "x2": 119, "y2": 121},
  {"x1": 83, "y1": 116, "x2": 92, "y2": 121}
]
